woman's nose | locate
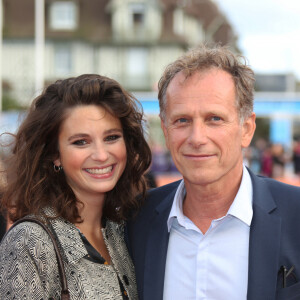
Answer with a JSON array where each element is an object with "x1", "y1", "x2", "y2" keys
[{"x1": 91, "y1": 144, "x2": 109, "y2": 161}]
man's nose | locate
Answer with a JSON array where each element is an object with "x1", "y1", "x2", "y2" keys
[{"x1": 188, "y1": 121, "x2": 208, "y2": 147}]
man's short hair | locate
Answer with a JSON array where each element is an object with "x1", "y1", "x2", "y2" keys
[{"x1": 158, "y1": 44, "x2": 255, "y2": 122}]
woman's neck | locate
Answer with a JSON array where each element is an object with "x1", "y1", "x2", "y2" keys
[{"x1": 75, "y1": 196, "x2": 112, "y2": 263}]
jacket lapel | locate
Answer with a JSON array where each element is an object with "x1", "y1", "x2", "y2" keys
[
  {"x1": 43, "y1": 207, "x2": 87, "y2": 264},
  {"x1": 247, "y1": 171, "x2": 281, "y2": 300},
  {"x1": 103, "y1": 221, "x2": 138, "y2": 300},
  {"x1": 143, "y1": 189, "x2": 176, "y2": 300}
]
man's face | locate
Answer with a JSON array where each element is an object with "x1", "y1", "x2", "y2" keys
[{"x1": 161, "y1": 69, "x2": 256, "y2": 189}]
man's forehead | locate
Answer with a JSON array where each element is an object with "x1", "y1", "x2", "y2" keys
[
  {"x1": 166, "y1": 68, "x2": 235, "y2": 98},
  {"x1": 172, "y1": 68, "x2": 219, "y2": 84}
]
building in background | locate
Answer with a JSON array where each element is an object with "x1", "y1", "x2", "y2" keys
[
  {"x1": 2, "y1": 0, "x2": 300, "y2": 182},
  {"x1": 255, "y1": 74, "x2": 296, "y2": 93},
  {"x1": 1, "y1": 0, "x2": 238, "y2": 105}
]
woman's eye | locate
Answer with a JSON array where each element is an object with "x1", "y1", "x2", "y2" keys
[
  {"x1": 105, "y1": 135, "x2": 121, "y2": 142},
  {"x1": 72, "y1": 139, "x2": 87, "y2": 145}
]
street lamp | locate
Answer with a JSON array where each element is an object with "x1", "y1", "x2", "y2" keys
[
  {"x1": 0, "y1": 0, "x2": 3, "y2": 112},
  {"x1": 35, "y1": 0, "x2": 45, "y2": 96}
]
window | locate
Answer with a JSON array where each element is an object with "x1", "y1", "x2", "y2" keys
[
  {"x1": 127, "y1": 48, "x2": 148, "y2": 77},
  {"x1": 129, "y1": 3, "x2": 146, "y2": 29},
  {"x1": 49, "y1": 1, "x2": 78, "y2": 30},
  {"x1": 173, "y1": 8, "x2": 184, "y2": 35},
  {"x1": 126, "y1": 47, "x2": 149, "y2": 88},
  {"x1": 54, "y1": 46, "x2": 72, "y2": 75}
]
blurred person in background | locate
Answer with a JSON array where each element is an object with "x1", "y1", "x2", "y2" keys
[
  {"x1": 0, "y1": 74, "x2": 151, "y2": 299},
  {"x1": 261, "y1": 143, "x2": 273, "y2": 177},
  {"x1": 126, "y1": 45, "x2": 300, "y2": 300},
  {"x1": 271, "y1": 143, "x2": 286, "y2": 178},
  {"x1": 292, "y1": 137, "x2": 300, "y2": 175}
]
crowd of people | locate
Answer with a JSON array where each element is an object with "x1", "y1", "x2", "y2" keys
[
  {"x1": 243, "y1": 139, "x2": 287, "y2": 178},
  {"x1": 243, "y1": 138, "x2": 300, "y2": 179},
  {"x1": 1, "y1": 45, "x2": 300, "y2": 299},
  {"x1": 150, "y1": 137, "x2": 300, "y2": 181}
]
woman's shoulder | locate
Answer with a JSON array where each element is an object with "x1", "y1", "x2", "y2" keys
[
  {"x1": 0, "y1": 219, "x2": 62, "y2": 299},
  {"x1": 0, "y1": 220, "x2": 58, "y2": 283},
  {"x1": 1, "y1": 220, "x2": 53, "y2": 255}
]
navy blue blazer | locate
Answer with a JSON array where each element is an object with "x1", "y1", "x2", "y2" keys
[{"x1": 126, "y1": 169, "x2": 300, "y2": 300}]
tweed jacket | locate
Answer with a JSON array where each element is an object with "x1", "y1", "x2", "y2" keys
[{"x1": 0, "y1": 212, "x2": 138, "y2": 299}]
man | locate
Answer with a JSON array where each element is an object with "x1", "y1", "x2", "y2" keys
[{"x1": 126, "y1": 45, "x2": 300, "y2": 300}]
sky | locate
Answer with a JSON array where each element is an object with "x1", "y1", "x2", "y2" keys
[{"x1": 214, "y1": 0, "x2": 300, "y2": 80}]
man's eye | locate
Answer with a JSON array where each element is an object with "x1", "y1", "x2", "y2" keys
[
  {"x1": 211, "y1": 116, "x2": 221, "y2": 121},
  {"x1": 176, "y1": 118, "x2": 188, "y2": 123},
  {"x1": 105, "y1": 135, "x2": 121, "y2": 142},
  {"x1": 73, "y1": 140, "x2": 87, "y2": 145}
]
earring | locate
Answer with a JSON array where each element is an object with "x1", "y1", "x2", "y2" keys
[{"x1": 53, "y1": 164, "x2": 62, "y2": 173}]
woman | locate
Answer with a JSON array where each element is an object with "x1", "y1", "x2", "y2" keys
[{"x1": 0, "y1": 74, "x2": 152, "y2": 299}]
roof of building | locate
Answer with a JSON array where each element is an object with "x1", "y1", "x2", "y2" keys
[{"x1": 3, "y1": 0, "x2": 238, "y2": 48}]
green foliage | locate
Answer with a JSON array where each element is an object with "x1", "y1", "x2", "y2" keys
[
  {"x1": 253, "y1": 118, "x2": 270, "y2": 142},
  {"x1": 1, "y1": 94, "x2": 25, "y2": 111}
]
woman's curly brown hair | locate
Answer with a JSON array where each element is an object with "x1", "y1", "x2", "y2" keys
[{"x1": 1, "y1": 74, "x2": 152, "y2": 223}]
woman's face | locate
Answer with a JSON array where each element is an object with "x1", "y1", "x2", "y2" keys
[{"x1": 54, "y1": 105, "x2": 127, "y2": 202}]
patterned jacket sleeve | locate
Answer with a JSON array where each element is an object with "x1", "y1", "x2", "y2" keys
[{"x1": 0, "y1": 222, "x2": 62, "y2": 299}]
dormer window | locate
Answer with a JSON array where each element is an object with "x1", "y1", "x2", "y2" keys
[
  {"x1": 109, "y1": 0, "x2": 161, "y2": 42},
  {"x1": 130, "y1": 3, "x2": 146, "y2": 29},
  {"x1": 49, "y1": 1, "x2": 78, "y2": 30}
]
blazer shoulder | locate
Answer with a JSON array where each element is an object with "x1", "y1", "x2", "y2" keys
[
  {"x1": 0, "y1": 221, "x2": 57, "y2": 269},
  {"x1": 127, "y1": 180, "x2": 181, "y2": 226},
  {"x1": 258, "y1": 174, "x2": 300, "y2": 194},
  {"x1": 253, "y1": 173, "x2": 300, "y2": 208},
  {"x1": 145, "y1": 179, "x2": 181, "y2": 204},
  {"x1": 2, "y1": 221, "x2": 53, "y2": 249}
]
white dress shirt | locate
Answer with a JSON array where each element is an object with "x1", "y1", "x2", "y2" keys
[{"x1": 163, "y1": 165, "x2": 253, "y2": 300}]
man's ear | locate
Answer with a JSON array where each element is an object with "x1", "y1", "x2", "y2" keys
[
  {"x1": 241, "y1": 112, "x2": 256, "y2": 148},
  {"x1": 160, "y1": 118, "x2": 170, "y2": 150}
]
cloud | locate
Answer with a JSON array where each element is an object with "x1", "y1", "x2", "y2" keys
[{"x1": 214, "y1": 0, "x2": 300, "y2": 78}]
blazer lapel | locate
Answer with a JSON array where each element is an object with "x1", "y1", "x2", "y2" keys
[
  {"x1": 247, "y1": 172, "x2": 281, "y2": 300},
  {"x1": 143, "y1": 190, "x2": 175, "y2": 300}
]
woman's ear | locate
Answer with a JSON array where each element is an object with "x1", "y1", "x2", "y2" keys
[{"x1": 53, "y1": 157, "x2": 61, "y2": 167}]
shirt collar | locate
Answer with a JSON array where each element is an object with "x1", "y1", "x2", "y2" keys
[
  {"x1": 167, "y1": 179, "x2": 186, "y2": 231},
  {"x1": 227, "y1": 165, "x2": 253, "y2": 226},
  {"x1": 167, "y1": 165, "x2": 253, "y2": 232}
]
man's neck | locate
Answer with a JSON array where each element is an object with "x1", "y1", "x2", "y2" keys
[{"x1": 183, "y1": 174, "x2": 243, "y2": 234}]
